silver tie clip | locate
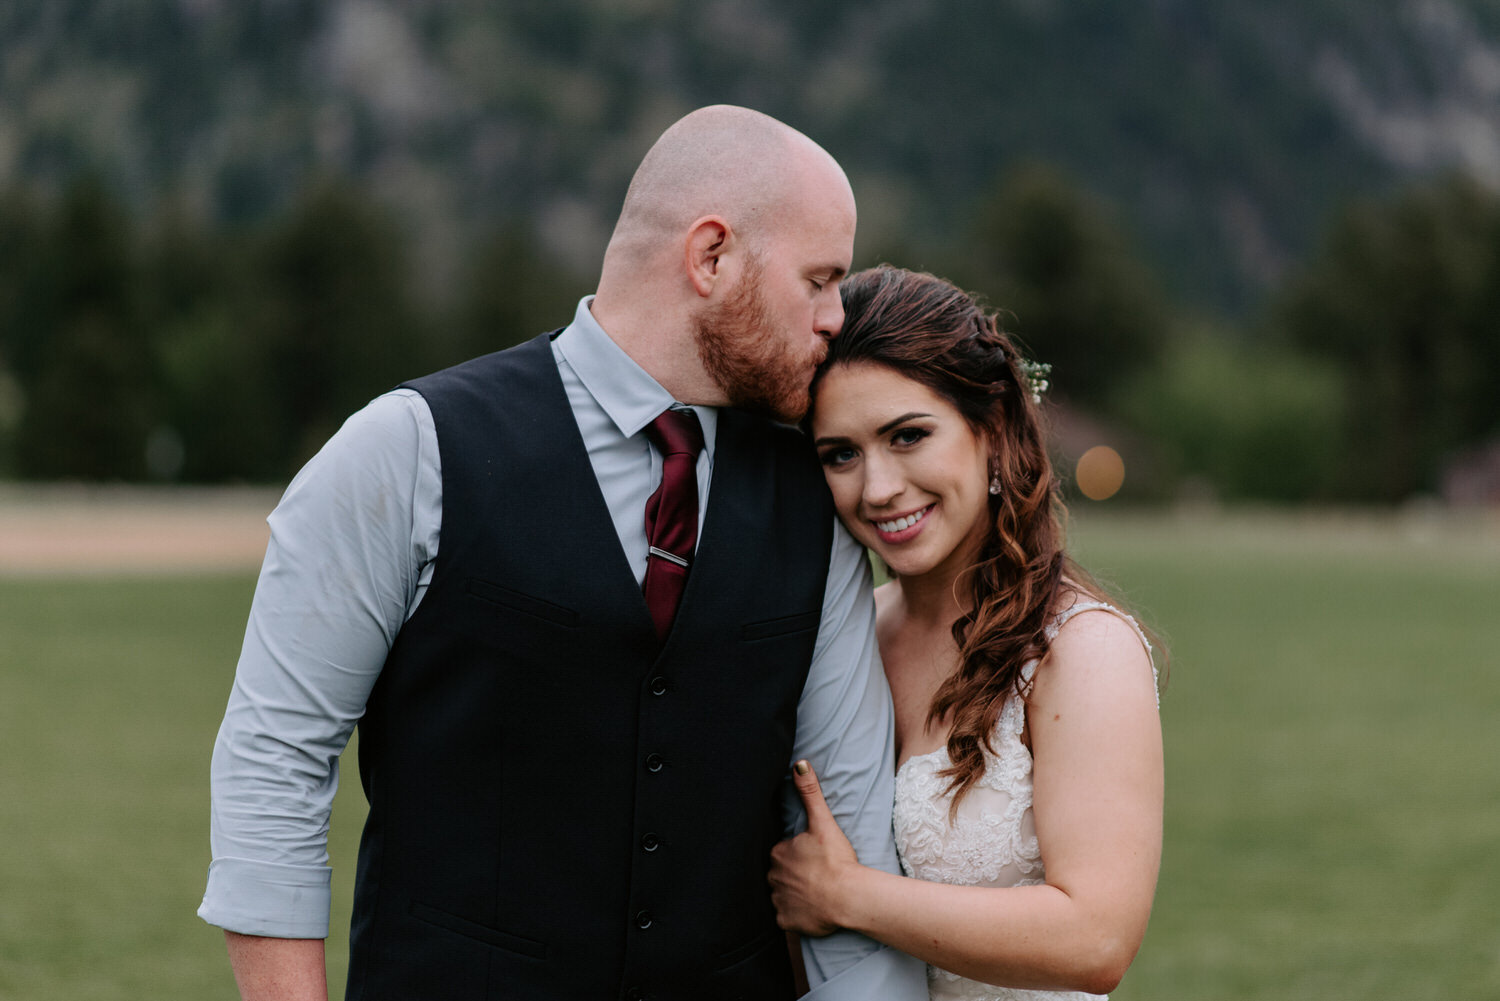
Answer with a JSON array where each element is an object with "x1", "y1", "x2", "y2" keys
[{"x1": 648, "y1": 546, "x2": 690, "y2": 568}]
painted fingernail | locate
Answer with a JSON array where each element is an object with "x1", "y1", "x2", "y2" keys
[{"x1": 793, "y1": 760, "x2": 810, "y2": 776}]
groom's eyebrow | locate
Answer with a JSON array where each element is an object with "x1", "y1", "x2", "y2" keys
[{"x1": 876, "y1": 412, "x2": 931, "y2": 435}]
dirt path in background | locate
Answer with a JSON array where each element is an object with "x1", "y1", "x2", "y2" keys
[
  {"x1": 0, "y1": 486, "x2": 280, "y2": 575},
  {"x1": 4, "y1": 486, "x2": 1495, "y2": 577}
]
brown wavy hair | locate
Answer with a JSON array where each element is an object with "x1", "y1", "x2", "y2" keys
[{"x1": 810, "y1": 265, "x2": 1137, "y2": 813}]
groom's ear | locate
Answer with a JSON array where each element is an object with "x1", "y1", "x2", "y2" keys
[{"x1": 684, "y1": 216, "x2": 734, "y2": 297}]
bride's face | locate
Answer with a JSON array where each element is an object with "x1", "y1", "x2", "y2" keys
[{"x1": 811, "y1": 361, "x2": 992, "y2": 581}]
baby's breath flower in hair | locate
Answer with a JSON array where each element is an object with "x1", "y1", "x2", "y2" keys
[{"x1": 1018, "y1": 358, "x2": 1051, "y2": 404}]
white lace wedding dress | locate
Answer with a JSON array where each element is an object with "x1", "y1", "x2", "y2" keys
[{"x1": 892, "y1": 602, "x2": 1156, "y2": 1001}]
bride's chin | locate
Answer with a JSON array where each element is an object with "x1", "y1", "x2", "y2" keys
[{"x1": 872, "y1": 546, "x2": 918, "y2": 576}]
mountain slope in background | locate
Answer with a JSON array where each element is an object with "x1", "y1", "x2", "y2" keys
[{"x1": 4, "y1": 0, "x2": 1499, "y2": 314}]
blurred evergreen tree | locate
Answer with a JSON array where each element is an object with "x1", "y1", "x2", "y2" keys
[
  {"x1": 143, "y1": 205, "x2": 282, "y2": 481},
  {"x1": 449, "y1": 224, "x2": 586, "y2": 366},
  {"x1": 0, "y1": 189, "x2": 44, "y2": 474},
  {"x1": 1118, "y1": 328, "x2": 1346, "y2": 501},
  {"x1": 243, "y1": 180, "x2": 426, "y2": 476},
  {"x1": 961, "y1": 162, "x2": 1172, "y2": 415},
  {"x1": 0, "y1": 190, "x2": 39, "y2": 366},
  {"x1": 11, "y1": 178, "x2": 162, "y2": 479},
  {"x1": 1275, "y1": 173, "x2": 1500, "y2": 500}
]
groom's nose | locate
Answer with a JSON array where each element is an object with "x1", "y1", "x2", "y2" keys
[{"x1": 814, "y1": 289, "x2": 845, "y2": 340}]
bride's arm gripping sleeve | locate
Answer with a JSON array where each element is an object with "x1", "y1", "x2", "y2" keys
[{"x1": 782, "y1": 520, "x2": 927, "y2": 1000}]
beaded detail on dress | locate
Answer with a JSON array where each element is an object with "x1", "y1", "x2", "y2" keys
[{"x1": 892, "y1": 601, "x2": 1155, "y2": 1001}]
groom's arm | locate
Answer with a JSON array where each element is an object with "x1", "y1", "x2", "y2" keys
[
  {"x1": 200, "y1": 391, "x2": 439, "y2": 994},
  {"x1": 224, "y1": 933, "x2": 327, "y2": 1001},
  {"x1": 783, "y1": 520, "x2": 927, "y2": 999}
]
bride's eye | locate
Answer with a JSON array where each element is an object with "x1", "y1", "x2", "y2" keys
[
  {"x1": 891, "y1": 427, "x2": 930, "y2": 447},
  {"x1": 818, "y1": 445, "x2": 857, "y2": 468}
]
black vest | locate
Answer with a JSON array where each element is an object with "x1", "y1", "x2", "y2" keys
[{"x1": 346, "y1": 334, "x2": 835, "y2": 1001}]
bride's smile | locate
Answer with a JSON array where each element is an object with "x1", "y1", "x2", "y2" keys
[{"x1": 873, "y1": 503, "x2": 934, "y2": 540}]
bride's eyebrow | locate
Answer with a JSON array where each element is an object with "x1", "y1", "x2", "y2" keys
[
  {"x1": 813, "y1": 434, "x2": 851, "y2": 448},
  {"x1": 876, "y1": 412, "x2": 932, "y2": 435}
]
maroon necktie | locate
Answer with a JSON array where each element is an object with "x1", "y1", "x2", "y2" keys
[{"x1": 642, "y1": 407, "x2": 704, "y2": 640}]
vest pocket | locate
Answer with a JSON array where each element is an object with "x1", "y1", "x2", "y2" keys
[
  {"x1": 740, "y1": 610, "x2": 820, "y2": 642},
  {"x1": 466, "y1": 578, "x2": 579, "y2": 628},
  {"x1": 409, "y1": 901, "x2": 548, "y2": 961}
]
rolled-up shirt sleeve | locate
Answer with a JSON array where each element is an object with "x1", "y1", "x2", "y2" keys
[
  {"x1": 198, "y1": 389, "x2": 440, "y2": 938},
  {"x1": 786, "y1": 520, "x2": 927, "y2": 998}
]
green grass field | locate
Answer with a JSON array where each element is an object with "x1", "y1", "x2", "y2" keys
[{"x1": 1, "y1": 510, "x2": 1496, "y2": 1000}]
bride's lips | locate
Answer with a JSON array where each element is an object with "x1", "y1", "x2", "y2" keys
[{"x1": 871, "y1": 504, "x2": 934, "y2": 544}]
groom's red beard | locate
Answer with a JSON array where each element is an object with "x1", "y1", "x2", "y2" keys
[{"x1": 693, "y1": 258, "x2": 826, "y2": 424}]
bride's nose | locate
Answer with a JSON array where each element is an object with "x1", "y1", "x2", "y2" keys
[{"x1": 861, "y1": 451, "x2": 904, "y2": 509}]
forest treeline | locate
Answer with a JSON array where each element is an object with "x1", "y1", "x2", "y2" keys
[
  {"x1": 1, "y1": 165, "x2": 1497, "y2": 503},
  {"x1": 10, "y1": 0, "x2": 1500, "y2": 316}
]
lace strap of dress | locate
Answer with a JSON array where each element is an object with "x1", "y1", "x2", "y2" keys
[{"x1": 1041, "y1": 599, "x2": 1160, "y2": 706}]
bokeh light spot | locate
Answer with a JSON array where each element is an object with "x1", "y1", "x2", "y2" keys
[{"x1": 1076, "y1": 445, "x2": 1125, "y2": 501}]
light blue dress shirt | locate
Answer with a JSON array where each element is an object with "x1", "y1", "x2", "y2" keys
[{"x1": 199, "y1": 297, "x2": 925, "y2": 998}]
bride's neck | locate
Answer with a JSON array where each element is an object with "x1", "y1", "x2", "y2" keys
[{"x1": 892, "y1": 566, "x2": 969, "y2": 632}]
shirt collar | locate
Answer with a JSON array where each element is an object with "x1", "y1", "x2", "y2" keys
[{"x1": 555, "y1": 295, "x2": 718, "y2": 452}]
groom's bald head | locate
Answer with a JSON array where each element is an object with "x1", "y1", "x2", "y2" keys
[
  {"x1": 603, "y1": 105, "x2": 849, "y2": 270},
  {"x1": 591, "y1": 106, "x2": 856, "y2": 412}
]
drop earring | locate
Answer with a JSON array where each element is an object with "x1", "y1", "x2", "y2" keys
[{"x1": 988, "y1": 466, "x2": 1002, "y2": 495}]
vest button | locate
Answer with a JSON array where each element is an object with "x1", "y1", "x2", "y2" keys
[
  {"x1": 635, "y1": 909, "x2": 653, "y2": 929},
  {"x1": 645, "y1": 752, "x2": 665, "y2": 772},
  {"x1": 641, "y1": 832, "x2": 660, "y2": 852},
  {"x1": 649, "y1": 676, "x2": 669, "y2": 696}
]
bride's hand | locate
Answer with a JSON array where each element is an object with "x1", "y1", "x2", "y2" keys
[{"x1": 769, "y1": 759, "x2": 860, "y2": 937}]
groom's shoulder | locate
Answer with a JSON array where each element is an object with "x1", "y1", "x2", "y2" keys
[
  {"x1": 400, "y1": 334, "x2": 562, "y2": 413},
  {"x1": 406, "y1": 332, "x2": 557, "y2": 388}
]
